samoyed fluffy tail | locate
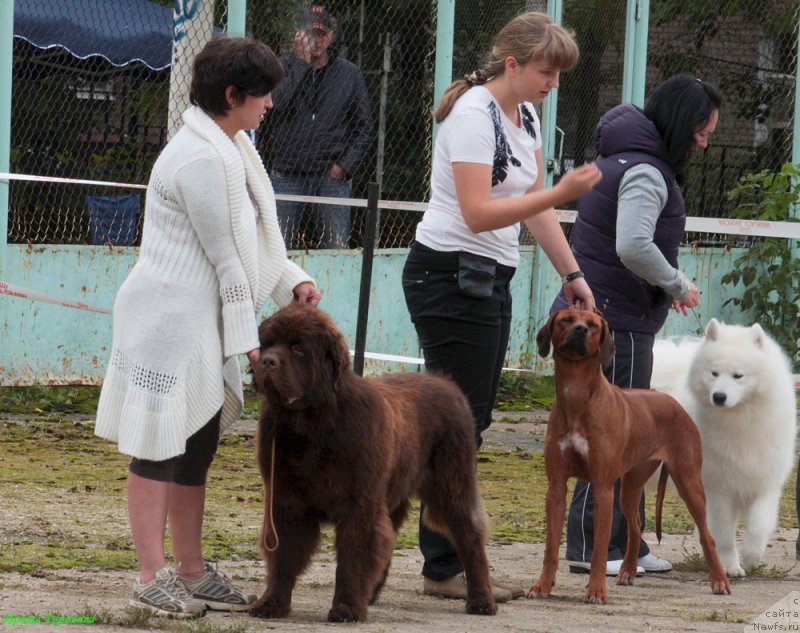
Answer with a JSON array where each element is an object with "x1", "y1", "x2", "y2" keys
[
  {"x1": 645, "y1": 336, "x2": 704, "y2": 494},
  {"x1": 650, "y1": 336, "x2": 703, "y2": 397}
]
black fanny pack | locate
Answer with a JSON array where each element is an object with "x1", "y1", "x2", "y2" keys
[{"x1": 457, "y1": 251, "x2": 497, "y2": 299}]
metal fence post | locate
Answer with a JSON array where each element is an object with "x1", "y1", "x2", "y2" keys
[
  {"x1": 227, "y1": 0, "x2": 247, "y2": 37},
  {"x1": 793, "y1": 15, "x2": 800, "y2": 206},
  {"x1": 622, "y1": 0, "x2": 649, "y2": 106},
  {"x1": 352, "y1": 182, "x2": 380, "y2": 376},
  {"x1": 0, "y1": 0, "x2": 12, "y2": 266},
  {"x1": 541, "y1": 0, "x2": 563, "y2": 188},
  {"x1": 432, "y1": 0, "x2": 455, "y2": 142}
]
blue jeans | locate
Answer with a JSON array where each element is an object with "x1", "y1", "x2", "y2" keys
[{"x1": 271, "y1": 171, "x2": 351, "y2": 249}]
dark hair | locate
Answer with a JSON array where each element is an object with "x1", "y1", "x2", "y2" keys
[
  {"x1": 643, "y1": 73, "x2": 721, "y2": 182},
  {"x1": 435, "y1": 12, "x2": 579, "y2": 123},
  {"x1": 190, "y1": 36, "x2": 285, "y2": 116}
]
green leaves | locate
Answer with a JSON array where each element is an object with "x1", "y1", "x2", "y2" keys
[{"x1": 720, "y1": 162, "x2": 800, "y2": 367}]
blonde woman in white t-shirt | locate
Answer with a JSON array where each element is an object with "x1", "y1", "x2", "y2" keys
[{"x1": 402, "y1": 11, "x2": 601, "y2": 602}]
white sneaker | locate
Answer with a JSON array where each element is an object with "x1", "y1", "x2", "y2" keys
[
  {"x1": 568, "y1": 559, "x2": 645, "y2": 576},
  {"x1": 637, "y1": 553, "x2": 672, "y2": 573}
]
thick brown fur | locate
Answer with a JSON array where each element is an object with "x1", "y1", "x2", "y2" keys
[
  {"x1": 528, "y1": 308, "x2": 731, "y2": 604},
  {"x1": 248, "y1": 303, "x2": 496, "y2": 622}
]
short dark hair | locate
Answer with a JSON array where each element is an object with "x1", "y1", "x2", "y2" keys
[
  {"x1": 644, "y1": 73, "x2": 722, "y2": 183},
  {"x1": 190, "y1": 36, "x2": 285, "y2": 116}
]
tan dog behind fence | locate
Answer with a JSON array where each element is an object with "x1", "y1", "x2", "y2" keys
[
  {"x1": 249, "y1": 302, "x2": 497, "y2": 622},
  {"x1": 527, "y1": 308, "x2": 731, "y2": 604}
]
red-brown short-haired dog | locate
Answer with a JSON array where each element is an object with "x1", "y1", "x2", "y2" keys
[{"x1": 528, "y1": 308, "x2": 731, "y2": 604}]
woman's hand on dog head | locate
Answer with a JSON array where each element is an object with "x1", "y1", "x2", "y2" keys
[
  {"x1": 247, "y1": 348, "x2": 261, "y2": 367},
  {"x1": 293, "y1": 282, "x2": 322, "y2": 306}
]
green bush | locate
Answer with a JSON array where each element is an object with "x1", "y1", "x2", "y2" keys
[{"x1": 720, "y1": 162, "x2": 800, "y2": 367}]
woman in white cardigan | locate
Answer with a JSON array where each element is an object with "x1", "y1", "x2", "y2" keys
[{"x1": 95, "y1": 36, "x2": 321, "y2": 618}]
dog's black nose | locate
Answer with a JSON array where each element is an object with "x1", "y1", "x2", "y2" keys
[
  {"x1": 572, "y1": 324, "x2": 588, "y2": 335},
  {"x1": 712, "y1": 392, "x2": 727, "y2": 406},
  {"x1": 262, "y1": 352, "x2": 280, "y2": 371}
]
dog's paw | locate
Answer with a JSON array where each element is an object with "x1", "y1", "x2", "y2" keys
[
  {"x1": 711, "y1": 575, "x2": 732, "y2": 595},
  {"x1": 465, "y1": 596, "x2": 497, "y2": 616},
  {"x1": 327, "y1": 603, "x2": 366, "y2": 623},
  {"x1": 526, "y1": 581, "x2": 553, "y2": 599},
  {"x1": 585, "y1": 587, "x2": 608, "y2": 605},
  {"x1": 725, "y1": 563, "x2": 746, "y2": 578},
  {"x1": 616, "y1": 570, "x2": 635, "y2": 586},
  {"x1": 248, "y1": 597, "x2": 291, "y2": 619}
]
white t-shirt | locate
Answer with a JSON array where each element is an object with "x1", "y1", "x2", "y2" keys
[{"x1": 415, "y1": 85, "x2": 542, "y2": 268}]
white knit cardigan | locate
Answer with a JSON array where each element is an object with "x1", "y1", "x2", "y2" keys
[{"x1": 95, "y1": 106, "x2": 313, "y2": 460}]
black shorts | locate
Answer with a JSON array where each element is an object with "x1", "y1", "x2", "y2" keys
[{"x1": 128, "y1": 410, "x2": 221, "y2": 486}]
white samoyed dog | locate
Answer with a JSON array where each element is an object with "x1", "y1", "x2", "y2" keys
[{"x1": 651, "y1": 319, "x2": 797, "y2": 577}]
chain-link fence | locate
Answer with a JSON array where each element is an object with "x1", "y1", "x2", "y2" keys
[
  {"x1": 246, "y1": 0, "x2": 438, "y2": 249},
  {"x1": 6, "y1": 0, "x2": 800, "y2": 249},
  {"x1": 8, "y1": 0, "x2": 228, "y2": 245},
  {"x1": 647, "y1": 0, "x2": 800, "y2": 246}
]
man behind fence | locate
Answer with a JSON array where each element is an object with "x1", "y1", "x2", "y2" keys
[{"x1": 265, "y1": 6, "x2": 372, "y2": 249}]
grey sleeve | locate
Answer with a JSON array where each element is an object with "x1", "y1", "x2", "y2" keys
[{"x1": 616, "y1": 164, "x2": 689, "y2": 300}]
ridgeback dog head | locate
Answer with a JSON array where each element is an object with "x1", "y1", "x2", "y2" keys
[{"x1": 536, "y1": 308, "x2": 615, "y2": 367}]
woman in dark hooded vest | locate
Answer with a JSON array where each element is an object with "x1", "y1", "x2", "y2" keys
[{"x1": 552, "y1": 73, "x2": 721, "y2": 576}]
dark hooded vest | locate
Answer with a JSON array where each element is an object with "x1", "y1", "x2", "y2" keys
[{"x1": 552, "y1": 104, "x2": 686, "y2": 334}]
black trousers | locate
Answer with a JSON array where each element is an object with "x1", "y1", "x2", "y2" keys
[
  {"x1": 796, "y1": 460, "x2": 799, "y2": 553},
  {"x1": 565, "y1": 329, "x2": 654, "y2": 562},
  {"x1": 402, "y1": 243, "x2": 515, "y2": 580}
]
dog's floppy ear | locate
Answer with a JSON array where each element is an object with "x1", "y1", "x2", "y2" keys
[
  {"x1": 598, "y1": 318, "x2": 615, "y2": 368},
  {"x1": 326, "y1": 325, "x2": 351, "y2": 390},
  {"x1": 536, "y1": 314, "x2": 557, "y2": 358}
]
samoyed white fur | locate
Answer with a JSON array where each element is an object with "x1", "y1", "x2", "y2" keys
[{"x1": 651, "y1": 319, "x2": 797, "y2": 577}]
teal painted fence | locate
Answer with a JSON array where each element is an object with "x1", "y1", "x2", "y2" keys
[{"x1": 0, "y1": 243, "x2": 746, "y2": 385}]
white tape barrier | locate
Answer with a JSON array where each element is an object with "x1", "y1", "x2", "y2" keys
[
  {"x1": 0, "y1": 172, "x2": 148, "y2": 190},
  {"x1": 684, "y1": 216, "x2": 800, "y2": 239},
  {"x1": 4, "y1": 172, "x2": 800, "y2": 238},
  {"x1": 2, "y1": 172, "x2": 799, "y2": 383},
  {"x1": 0, "y1": 172, "x2": 426, "y2": 212},
  {"x1": 0, "y1": 280, "x2": 111, "y2": 315}
]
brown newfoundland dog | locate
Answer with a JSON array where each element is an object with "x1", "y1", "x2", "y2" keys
[{"x1": 248, "y1": 303, "x2": 496, "y2": 622}]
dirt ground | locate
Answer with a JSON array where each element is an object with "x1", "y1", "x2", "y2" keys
[{"x1": 1, "y1": 411, "x2": 798, "y2": 633}]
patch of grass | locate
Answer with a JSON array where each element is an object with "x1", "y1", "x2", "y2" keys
[
  {"x1": 0, "y1": 386, "x2": 101, "y2": 415},
  {"x1": 746, "y1": 564, "x2": 791, "y2": 579},
  {"x1": 496, "y1": 373, "x2": 555, "y2": 411},
  {"x1": 0, "y1": 407, "x2": 796, "y2": 576},
  {"x1": 681, "y1": 607, "x2": 749, "y2": 624},
  {"x1": 671, "y1": 553, "x2": 707, "y2": 573},
  {"x1": 0, "y1": 384, "x2": 264, "y2": 420}
]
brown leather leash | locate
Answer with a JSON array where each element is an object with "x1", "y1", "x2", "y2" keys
[{"x1": 261, "y1": 436, "x2": 280, "y2": 552}]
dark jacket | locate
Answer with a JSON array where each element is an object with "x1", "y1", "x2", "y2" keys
[
  {"x1": 553, "y1": 103, "x2": 685, "y2": 334},
  {"x1": 267, "y1": 50, "x2": 372, "y2": 177}
]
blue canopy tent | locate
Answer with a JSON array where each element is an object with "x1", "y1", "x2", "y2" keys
[{"x1": 13, "y1": 0, "x2": 173, "y2": 71}]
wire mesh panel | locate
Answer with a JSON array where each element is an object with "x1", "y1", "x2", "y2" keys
[
  {"x1": 648, "y1": 0, "x2": 800, "y2": 246},
  {"x1": 247, "y1": 0, "x2": 439, "y2": 249},
  {"x1": 7, "y1": 0, "x2": 799, "y2": 249},
  {"x1": 538, "y1": 0, "x2": 628, "y2": 245},
  {"x1": 8, "y1": 0, "x2": 227, "y2": 246}
]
